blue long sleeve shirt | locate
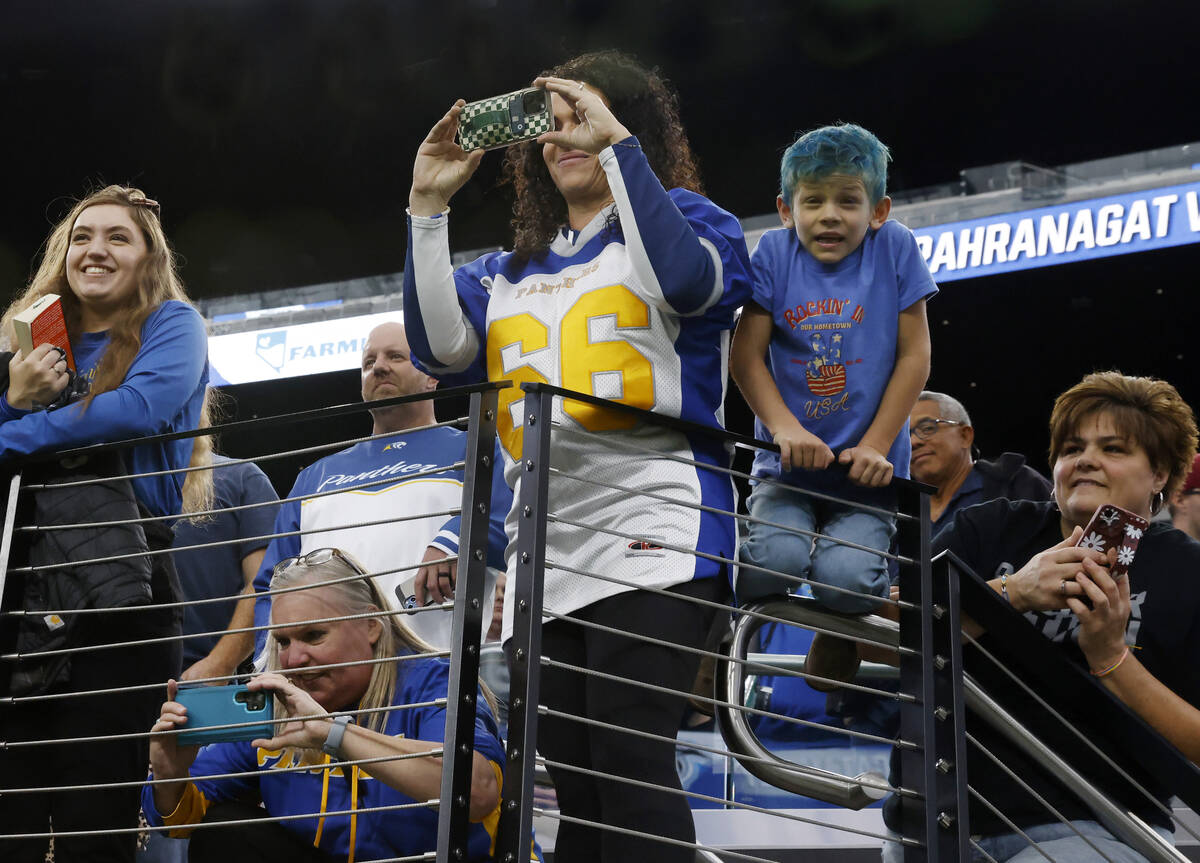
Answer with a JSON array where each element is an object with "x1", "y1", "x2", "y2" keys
[{"x1": 0, "y1": 300, "x2": 209, "y2": 517}]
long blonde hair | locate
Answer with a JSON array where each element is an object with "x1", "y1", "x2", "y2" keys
[
  {"x1": 266, "y1": 552, "x2": 436, "y2": 734},
  {"x1": 1, "y1": 185, "x2": 213, "y2": 515}
]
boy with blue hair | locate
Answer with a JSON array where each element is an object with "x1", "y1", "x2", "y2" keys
[{"x1": 731, "y1": 122, "x2": 936, "y2": 620}]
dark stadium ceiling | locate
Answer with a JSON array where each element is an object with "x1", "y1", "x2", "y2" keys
[{"x1": 2, "y1": 0, "x2": 1195, "y2": 302}]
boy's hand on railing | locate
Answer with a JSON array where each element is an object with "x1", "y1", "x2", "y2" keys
[
  {"x1": 772, "y1": 419, "x2": 834, "y2": 472},
  {"x1": 839, "y1": 444, "x2": 893, "y2": 487}
]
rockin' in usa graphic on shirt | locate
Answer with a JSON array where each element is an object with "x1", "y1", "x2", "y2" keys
[{"x1": 748, "y1": 220, "x2": 937, "y2": 500}]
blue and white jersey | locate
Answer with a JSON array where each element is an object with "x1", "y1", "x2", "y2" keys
[
  {"x1": 405, "y1": 138, "x2": 752, "y2": 633},
  {"x1": 253, "y1": 425, "x2": 509, "y2": 651}
]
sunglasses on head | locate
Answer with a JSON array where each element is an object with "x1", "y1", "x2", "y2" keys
[{"x1": 273, "y1": 547, "x2": 366, "y2": 577}]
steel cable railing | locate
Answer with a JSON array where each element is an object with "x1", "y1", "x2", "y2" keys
[
  {"x1": 963, "y1": 623, "x2": 1200, "y2": 847},
  {"x1": 494, "y1": 382, "x2": 954, "y2": 863},
  {"x1": 9, "y1": 375, "x2": 1197, "y2": 862},
  {"x1": 0, "y1": 383, "x2": 509, "y2": 863},
  {"x1": 718, "y1": 548, "x2": 1197, "y2": 862}
]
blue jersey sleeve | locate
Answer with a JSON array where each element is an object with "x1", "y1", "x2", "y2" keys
[
  {"x1": 603, "y1": 138, "x2": 752, "y2": 316},
  {"x1": 402, "y1": 215, "x2": 498, "y2": 388},
  {"x1": 397, "y1": 658, "x2": 506, "y2": 768},
  {"x1": 0, "y1": 301, "x2": 208, "y2": 461},
  {"x1": 252, "y1": 490, "x2": 303, "y2": 659},
  {"x1": 142, "y1": 741, "x2": 259, "y2": 827},
  {"x1": 0, "y1": 393, "x2": 29, "y2": 422},
  {"x1": 430, "y1": 437, "x2": 512, "y2": 571}
]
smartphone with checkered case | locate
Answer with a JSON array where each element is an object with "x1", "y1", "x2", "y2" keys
[{"x1": 458, "y1": 87, "x2": 554, "y2": 152}]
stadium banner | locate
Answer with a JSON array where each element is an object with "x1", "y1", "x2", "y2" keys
[
  {"x1": 912, "y1": 180, "x2": 1200, "y2": 282},
  {"x1": 208, "y1": 311, "x2": 401, "y2": 385},
  {"x1": 208, "y1": 180, "x2": 1200, "y2": 385}
]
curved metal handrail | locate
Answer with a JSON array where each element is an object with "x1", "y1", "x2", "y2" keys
[
  {"x1": 714, "y1": 596, "x2": 895, "y2": 810},
  {"x1": 964, "y1": 682, "x2": 1187, "y2": 863},
  {"x1": 714, "y1": 595, "x2": 1188, "y2": 861}
]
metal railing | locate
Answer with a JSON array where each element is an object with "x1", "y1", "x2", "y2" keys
[
  {"x1": 6, "y1": 379, "x2": 1200, "y2": 863},
  {"x1": 0, "y1": 383, "x2": 508, "y2": 863},
  {"x1": 714, "y1": 553, "x2": 1200, "y2": 863},
  {"x1": 492, "y1": 382, "x2": 957, "y2": 863}
]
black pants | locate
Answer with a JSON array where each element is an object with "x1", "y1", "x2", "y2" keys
[
  {"x1": 186, "y1": 802, "x2": 332, "y2": 863},
  {"x1": 530, "y1": 577, "x2": 726, "y2": 863},
  {"x1": 0, "y1": 558, "x2": 182, "y2": 862}
]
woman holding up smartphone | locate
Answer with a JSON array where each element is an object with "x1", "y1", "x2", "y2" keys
[
  {"x1": 0, "y1": 185, "x2": 211, "y2": 863},
  {"x1": 882, "y1": 371, "x2": 1200, "y2": 862},
  {"x1": 404, "y1": 50, "x2": 751, "y2": 863},
  {"x1": 144, "y1": 549, "x2": 509, "y2": 863}
]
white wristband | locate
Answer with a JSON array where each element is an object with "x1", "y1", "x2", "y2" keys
[{"x1": 322, "y1": 714, "x2": 352, "y2": 758}]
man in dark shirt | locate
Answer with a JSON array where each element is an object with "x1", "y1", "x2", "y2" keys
[{"x1": 910, "y1": 390, "x2": 1052, "y2": 530}]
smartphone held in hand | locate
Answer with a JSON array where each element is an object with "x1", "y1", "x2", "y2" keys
[
  {"x1": 1075, "y1": 503, "x2": 1148, "y2": 579},
  {"x1": 176, "y1": 683, "x2": 274, "y2": 745},
  {"x1": 458, "y1": 87, "x2": 553, "y2": 152}
]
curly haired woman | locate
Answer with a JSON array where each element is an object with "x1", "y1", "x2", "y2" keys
[{"x1": 403, "y1": 50, "x2": 751, "y2": 863}]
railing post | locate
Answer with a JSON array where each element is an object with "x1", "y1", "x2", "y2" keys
[
  {"x1": 928, "y1": 554, "x2": 970, "y2": 859},
  {"x1": 437, "y1": 388, "x2": 500, "y2": 863},
  {"x1": 0, "y1": 471, "x2": 27, "y2": 700},
  {"x1": 493, "y1": 383, "x2": 553, "y2": 863},
  {"x1": 895, "y1": 484, "x2": 938, "y2": 862}
]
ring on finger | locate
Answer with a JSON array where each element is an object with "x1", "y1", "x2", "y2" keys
[
  {"x1": 1060, "y1": 579, "x2": 1068, "y2": 596},
  {"x1": 577, "y1": 81, "x2": 585, "y2": 90}
]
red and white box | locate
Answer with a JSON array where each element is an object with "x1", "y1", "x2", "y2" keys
[{"x1": 13, "y1": 294, "x2": 75, "y2": 372}]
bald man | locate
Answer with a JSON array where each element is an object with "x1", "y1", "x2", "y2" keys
[{"x1": 252, "y1": 322, "x2": 509, "y2": 651}]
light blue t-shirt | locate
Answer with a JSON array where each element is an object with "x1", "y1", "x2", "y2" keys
[{"x1": 749, "y1": 220, "x2": 937, "y2": 502}]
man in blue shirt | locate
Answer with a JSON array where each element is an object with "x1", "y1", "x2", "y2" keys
[{"x1": 175, "y1": 455, "x2": 280, "y2": 681}]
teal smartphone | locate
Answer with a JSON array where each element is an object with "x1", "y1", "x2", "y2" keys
[{"x1": 176, "y1": 683, "x2": 274, "y2": 745}]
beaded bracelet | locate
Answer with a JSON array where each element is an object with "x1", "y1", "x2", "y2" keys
[
  {"x1": 999, "y1": 572, "x2": 1011, "y2": 603},
  {"x1": 1090, "y1": 647, "x2": 1130, "y2": 678}
]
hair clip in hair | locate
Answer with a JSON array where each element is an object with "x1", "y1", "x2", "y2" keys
[{"x1": 132, "y1": 197, "x2": 161, "y2": 217}]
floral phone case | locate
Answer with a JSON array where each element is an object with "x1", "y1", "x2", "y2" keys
[{"x1": 1075, "y1": 503, "x2": 1148, "y2": 579}]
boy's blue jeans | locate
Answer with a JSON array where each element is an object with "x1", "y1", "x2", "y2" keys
[{"x1": 738, "y1": 480, "x2": 894, "y2": 613}]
